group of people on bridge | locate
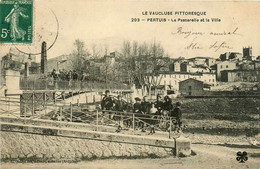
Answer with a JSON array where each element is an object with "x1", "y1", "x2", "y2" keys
[
  {"x1": 49, "y1": 69, "x2": 88, "y2": 89},
  {"x1": 50, "y1": 69, "x2": 88, "y2": 82},
  {"x1": 101, "y1": 90, "x2": 182, "y2": 134}
]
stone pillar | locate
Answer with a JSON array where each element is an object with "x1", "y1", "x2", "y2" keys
[
  {"x1": 175, "y1": 134, "x2": 191, "y2": 157},
  {"x1": 5, "y1": 70, "x2": 20, "y2": 91},
  {"x1": 25, "y1": 62, "x2": 29, "y2": 77},
  {"x1": 41, "y1": 41, "x2": 47, "y2": 74}
]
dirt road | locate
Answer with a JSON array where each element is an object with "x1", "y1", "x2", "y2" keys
[{"x1": 1, "y1": 144, "x2": 259, "y2": 169}]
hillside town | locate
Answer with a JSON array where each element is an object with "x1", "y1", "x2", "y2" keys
[{"x1": 1, "y1": 41, "x2": 260, "y2": 97}]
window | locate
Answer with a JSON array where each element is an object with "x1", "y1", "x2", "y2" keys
[
  {"x1": 189, "y1": 86, "x2": 192, "y2": 90},
  {"x1": 220, "y1": 65, "x2": 223, "y2": 69},
  {"x1": 226, "y1": 65, "x2": 228, "y2": 68},
  {"x1": 209, "y1": 79, "x2": 211, "y2": 82},
  {"x1": 213, "y1": 79, "x2": 214, "y2": 82}
]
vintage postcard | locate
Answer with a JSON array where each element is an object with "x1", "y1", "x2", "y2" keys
[{"x1": 0, "y1": 0, "x2": 259, "y2": 169}]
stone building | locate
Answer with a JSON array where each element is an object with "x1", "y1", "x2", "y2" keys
[
  {"x1": 188, "y1": 57, "x2": 207, "y2": 65},
  {"x1": 221, "y1": 69, "x2": 260, "y2": 82},
  {"x1": 243, "y1": 47, "x2": 253, "y2": 60},
  {"x1": 179, "y1": 78, "x2": 204, "y2": 96},
  {"x1": 205, "y1": 57, "x2": 217, "y2": 67},
  {"x1": 216, "y1": 61, "x2": 238, "y2": 80},
  {"x1": 220, "y1": 52, "x2": 243, "y2": 61},
  {"x1": 153, "y1": 71, "x2": 216, "y2": 91},
  {"x1": 169, "y1": 61, "x2": 181, "y2": 72}
]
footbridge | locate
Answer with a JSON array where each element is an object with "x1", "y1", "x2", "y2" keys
[{"x1": 0, "y1": 71, "x2": 191, "y2": 162}]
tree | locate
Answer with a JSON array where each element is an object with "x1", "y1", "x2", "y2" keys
[
  {"x1": 119, "y1": 40, "x2": 168, "y2": 96},
  {"x1": 71, "y1": 39, "x2": 90, "y2": 72},
  {"x1": 121, "y1": 40, "x2": 131, "y2": 58}
]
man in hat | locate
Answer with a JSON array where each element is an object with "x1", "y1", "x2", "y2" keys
[
  {"x1": 101, "y1": 90, "x2": 114, "y2": 119},
  {"x1": 133, "y1": 97, "x2": 142, "y2": 130},
  {"x1": 140, "y1": 96, "x2": 151, "y2": 132},
  {"x1": 141, "y1": 96, "x2": 151, "y2": 115},
  {"x1": 154, "y1": 94, "x2": 164, "y2": 115},
  {"x1": 114, "y1": 95, "x2": 126, "y2": 132},
  {"x1": 133, "y1": 97, "x2": 141, "y2": 114},
  {"x1": 163, "y1": 95, "x2": 173, "y2": 112},
  {"x1": 170, "y1": 102, "x2": 182, "y2": 132},
  {"x1": 51, "y1": 69, "x2": 59, "y2": 89},
  {"x1": 150, "y1": 94, "x2": 164, "y2": 133}
]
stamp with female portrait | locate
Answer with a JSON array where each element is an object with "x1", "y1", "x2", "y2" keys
[{"x1": 0, "y1": 0, "x2": 33, "y2": 43}]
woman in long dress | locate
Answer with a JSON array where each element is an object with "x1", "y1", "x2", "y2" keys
[{"x1": 5, "y1": 2, "x2": 29, "y2": 41}]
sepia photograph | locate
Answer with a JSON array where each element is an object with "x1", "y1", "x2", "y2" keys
[{"x1": 0, "y1": 0, "x2": 259, "y2": 168}]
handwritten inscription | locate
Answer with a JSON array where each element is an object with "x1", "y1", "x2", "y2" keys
[
  {"x1": 173, "y1": 27, "x2": 240, "y2": 51},
  {"x1": 185, "y1": 37, "x2": 232, "y2": 51},
  {"x1": 209, "y1": 41, "x2": 232, "y2": 52},
  {"x1": 172, "y1": 27, "x2": 205, "y2": 38},
  {"x1": 172, "y1": 27, "x2": 240, "y2": 38},
  {"x1": 209, "y1": 27, "x2": 240, "y2": 36},
  {"x1": 185, "y1": 38, "x2": 203, "y2": 50}
]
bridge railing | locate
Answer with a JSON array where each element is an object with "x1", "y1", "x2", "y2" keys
[
  {"x1": 20, "y1": 77, "x2": 131, "y2": 91},
  {"x1": 40, "y1": 105, "x2": 178, "y2": 138},
  {"x1": 0, "y1": 96, "x2": 178, "y2": 138}
]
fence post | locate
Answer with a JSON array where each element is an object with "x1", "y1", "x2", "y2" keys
[
  {"x1": 5, "y1": 96, "x2": 7, "y2": 112},
  {"x1": 43, "y1": 92, "x2": 46, "y2": 115},
  {"x1": 59, "y1": 107, "x2": 62, "y2": 121},
  {"x1": 45, "y1": 79, "x2": 47, "y2": 90},
  {"x1": 23, "y1": 104, "x2": 26, "y2": 117},
  {"x1": 62, "y1": 91, "x2": 65, "y2": 101},
  {"x1": 32, "y1": 92, "x2": 34, "y2": 116},
  {"x1": 8, "y1": 97, "x2": 10, "y2": 111},
  {"x1": 53, "y1": 92, "x2": 56, "y2": 104},
  {"x1": 43, "y1": 92, "x2": 46, "y2": 106},
  {"x1": 70, "y1": 102, "x2": 72, "y2": 122},
  {"x1": 33, "y1": 78, "x2": 35, "y2": 90},
  {"x1": 133, "y1": 113, "x2": 135, "y2": 135},
  {"x1": 96, "y1": 110, "x2": 99, "y2": 131},
  {"x1": 169, "y1": 117, "x2": 172, "y2": 139}
]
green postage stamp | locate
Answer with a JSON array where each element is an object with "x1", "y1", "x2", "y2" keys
[{"x1": 0, "y1": 0, "x2": 33, "y2": 43}]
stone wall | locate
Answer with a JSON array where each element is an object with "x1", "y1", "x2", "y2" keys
[
  {"x1": 1, "y1": 131, "x2": 173, "y2": 162},
  {"x1": 0, "y1": 121, "x2": 176, "y2": 162}
]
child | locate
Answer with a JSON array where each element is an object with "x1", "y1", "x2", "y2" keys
[{"x1": 171, "y1": 102, "x2": 182, "y2": 132}]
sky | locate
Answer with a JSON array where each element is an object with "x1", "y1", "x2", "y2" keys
[{"x1": 1, "y1": 0, "x2": 260, "y2": 62}]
